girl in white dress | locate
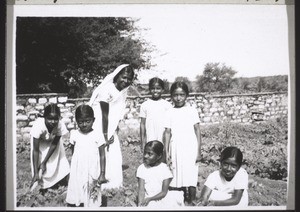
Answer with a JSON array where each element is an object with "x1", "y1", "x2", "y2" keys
[
  {"x1": 199, "y1": 146, "x2": 248, "y2": 207},
  {"x1": 136, "y1": 140, "x2": 184, "y2": 208},
  {"x1": 66, "y1": 104, "x2": 107, "y2": 207},
  {"x1": 163, "y1": 81, "x2": 202, "y2": 206},
  {"x1": 30, "y1": 104, "x2": 70, "y2": 190},
  {"x1": 88, "y1": 64, "x2": 135, "y2": 191},
  {"x1": 139, "y1": 77, "x2": 172, "y2": 150}
]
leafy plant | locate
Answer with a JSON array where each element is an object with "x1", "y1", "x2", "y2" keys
[{"x1": 16, "y1": 117, "x2": 288, "y2": 207}]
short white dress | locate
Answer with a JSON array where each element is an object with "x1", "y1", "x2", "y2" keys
[
  {"x1": 66, "y1": 129, "x2": 105, "y2": 207},
  {"x1": 30, "y1": 118, "x2": 70, "y2": 189},
  {"x1": 204, "y1": 168, "x2": 249, "y2": 207},
  {"x1": 164, "y1": 105, "x2": 200, "y2": 188},
  {"x1": 139, "y1": 99, "x2": 172, "y2": 142},
  {"x1": 136, "y1": 163, "x2": 184, "y2": 208}
]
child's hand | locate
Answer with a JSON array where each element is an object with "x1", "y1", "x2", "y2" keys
[
  {"x1": 192, "y1": 200, "x2": 203, "y2": 206},
  {"x1": 30, "y1": 174, "x2": 39, "y2": 188},
  {"x1": 108, "y1": 135, "x2": 114, "y2": 144},
  {"x1": 105, "y1": 136, "x2": 114, "y2": 151},
  {"x1": 166, "y1": 155, "x2": 172, "y2": 168},
  {"x1": 39, "y1": 162, "x2": 47, "y2": 174},
  {"x1": 141, "y1": 198, "x2": 151, "y2": 206},
  {"x1": 97, "y1": 173, "x2": 108, "y2": 185},
  {"x1": 195, "y1": 154, "x2": 201, "y2": 163}
]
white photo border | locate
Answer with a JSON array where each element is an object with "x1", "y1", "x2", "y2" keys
[{"x1": 6, "y1": 0, "x2": 295, "y2": 210}]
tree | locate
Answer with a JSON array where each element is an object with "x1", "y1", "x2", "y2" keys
[
  {"x1": 16, "y1": 17, "x2": 152, "y2": 97},
  {"x1": 174, "y1": 76, "x2": 193, "y2": 92},
  {"x1": 163, "y1": 79, "x2": 170, "y2": 94},
  {"x1": 266, "y1": 75, "x2": 288, "y2": 92},
  {"x1": 241, "y1": 78, "x2": 251, "y2": 91},
  {"x1": 196, "y1": 62, "x2": 237, "y2": 93},
  {"x1": 257, "y1": 77, "x2": 266, "y2": 92}
]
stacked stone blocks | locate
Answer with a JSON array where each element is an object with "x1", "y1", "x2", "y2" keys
[{"x1": 16, "y1": 92, "x2": 288, "y2": 140}]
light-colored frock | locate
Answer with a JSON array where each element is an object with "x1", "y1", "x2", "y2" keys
[
  {"x1": 204, "y1": 167, "x2": 249, "y2": 207},
  {"x1": 136, "y1": 163, "x2": 184, "y2": 208},
  {"x1": 164, "y1": 105, "x2": 200, "y2": 188},
  {"x1": 66, "y1": 129, "x2": 105, "y2": 207},
  {"x1": 139, "y1": 99, "x2": 172, "y2": 143},
  {"x1": 30, "y1": 118, "x2": 70, "y2": 189}
]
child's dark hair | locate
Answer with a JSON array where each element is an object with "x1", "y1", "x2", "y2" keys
[
  {"x1": 75, "y1": 104, "x2": 94, "y2": 121},
  {"x1": 43, "y1": 104, "x2": 61, "y2": 118},
  {"x1": 220, "y1": 146, "x2": 243, "y2": 167},
  {"x1": 170, "y1": 81, "x2": 189, "y2": 96},
  {"x1": 149, "y1": 77, "x2": 165, "y2": 90},
  {"x1": 113, "y1": 65, "x2": 135, "y2": 83},
  {"x1": 145, "y1": 140, "x2": 164, "y2": 156}
]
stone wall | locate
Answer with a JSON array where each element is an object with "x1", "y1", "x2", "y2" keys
[{"x1": 16, "y1": 92, "x2": 288, "y2": 140}]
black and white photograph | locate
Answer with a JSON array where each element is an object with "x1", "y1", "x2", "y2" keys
[{"x1": 6, "y1": 0, "x2": 295, "y2": 210}]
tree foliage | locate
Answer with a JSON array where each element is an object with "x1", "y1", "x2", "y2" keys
[
  {"x1": 162, "y1": 79, "x2": 171, "y2": 94},
  {"x1": 196, "y1": 62, "x2": 237, "y2": 93},
  {"x1": 256, "y1": 75, "x2": 288, "y2": 92},
  {"x1": 16, "y1": 17, "x2": 152, "y2": 97}
]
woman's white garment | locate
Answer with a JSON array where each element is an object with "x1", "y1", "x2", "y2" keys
[
  {"x1": 164, "y1": 105, "x2": 200, "y2": 188},
  {"x1": 204, "y1": 168, "x2": 249, "y2": 207},
  {"x1": 136, "y1": 163, "x2": 184, "y2": 208},
  {"x1": 30, "y1": 118, "x2": 70, "y2": 189},
  {"x1": 139, "y1": 99, "x2": 172, "y2": 142},
  {"x1": 88, "y1": 64, "x2": 129, "y2": 189},
  {"x1": 66, "y1": 129, "x2": 105, "y2": 207}
]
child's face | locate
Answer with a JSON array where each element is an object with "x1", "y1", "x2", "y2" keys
[
  {"x1": 115, "y1": 71, "x2": 133, "y2": 91},
  {"x1": 45, "y1": 113, "x2": 59, "y2": 129},
  {"x1": 171, "y1": 88, "x2": 187, "y2": 108},
  {"x1": 77, "y1": 115, "x2": 95, "y2": 134},
  {"x1": 150, "y1": 83, "x2": 163, "y2": 100},
  {"x1": 143, "y1": 146, "x2": 161, "y2": 167},
  {"x1": 220, "y1": 157, "x2": 240, "y2": 181}
]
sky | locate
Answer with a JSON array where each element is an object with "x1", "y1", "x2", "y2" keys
[
  {"x1": 132, "y1": 4, "x2": 291, "y2": 83},
  {"x1": 12, "y1": 3, "x2": 292, "y2": 83}
]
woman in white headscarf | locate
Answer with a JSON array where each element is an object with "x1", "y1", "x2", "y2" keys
[{"x1": 88, "y1": 64, "x2": 135, "y2": 190}]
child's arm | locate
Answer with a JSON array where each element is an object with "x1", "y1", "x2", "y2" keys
[
  {"x1": 163, "y1": 128, "x2": 172, "y2": 165},
  {"x1": 31, "y1": 137, "x2": 40, "y2": 186},
  {"x1": 209, "y1": 189, "x2": 244, "y2": 206},
  {"x1": 199, "y1": 185, "x2": 212, "y2": 206},
  {"x1": 141, "y1": 178, "x2": 172, "y2": 206},
  {"x1": 39, "y1": 135, "x2": 60, "y2": 174},
  {"x1": 140, "y1": 117, "x2": 146, "y2": 151},
  {"x1": 137, "y1": 177, "x2": 146, "y2": 206},
  {"x1": 194, "y1": 123, "x2": 202, "y2": 163},
  {"x1": 98, "y1": 144, "x2": 108, "y2": 184},
  {"x1": 200, "y1": 185, "x2": 244, "y2": 206}
]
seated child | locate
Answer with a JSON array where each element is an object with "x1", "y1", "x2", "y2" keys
[
  {"x1": 199, "y1": 146, "x2": 248, "y2": 207},
  {"x1": 136, "y1": 140, "x2": 184, "y2": 208}
]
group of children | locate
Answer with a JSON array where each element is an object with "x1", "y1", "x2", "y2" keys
[{"x1": 29, "y1": 76, "x2": 249, "y2": 208}]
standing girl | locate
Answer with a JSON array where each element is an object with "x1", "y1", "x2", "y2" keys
[
  {"x1": 199, "y1": 146, "x2": 248, "y2": 207},
  {"x1": 139, "y1": 77, "x2": 172, "y2": 150},
  {"x1": 136, "y1": 140, "x2": 184, "y2": 208},
  {"x1": 30, "y1": 103, "x2": 70, "y2": 190},
  {"x1": 88, "y1": 64, "x2": 135, "y2": 190},
  {"x1": 66, "y1": 104, "x2": 107, "y2": 207},
  {"x1": 163, "y1": 81, "x2": 202, "y2": 206}
]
